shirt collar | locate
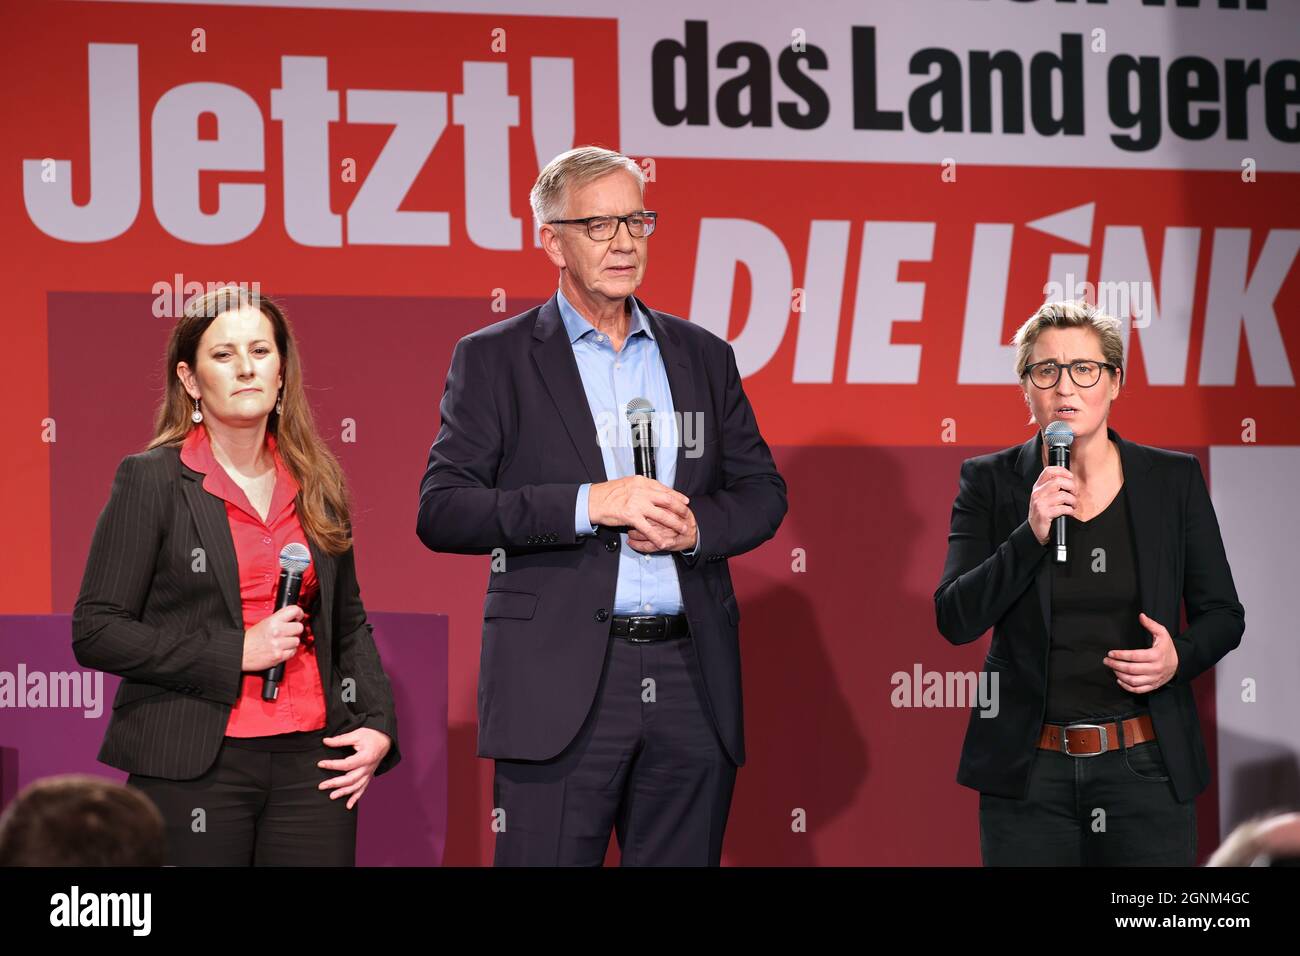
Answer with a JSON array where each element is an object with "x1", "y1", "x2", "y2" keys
[
  {"x1": 180, "y1": 425, "x2": 300, "y2": 524},
  {"x1": 555, "y1": 287, "x2": 653, "y2": 345}
]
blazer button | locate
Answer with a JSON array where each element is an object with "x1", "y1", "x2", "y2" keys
[
  {"x1": 605, "y1": 539, "x2": 618, "y2": 552},
  {"x1": 594, "y1": 608, "x2": 609, "y2": 623}
]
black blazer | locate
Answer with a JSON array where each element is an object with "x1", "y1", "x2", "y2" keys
[
  {"x1": 934, "y1": 427, "x2": 1244, "y2": 802},
  {"x1": 72, "y1": 444, "x2": 400, "y2": 781},
  {"x1": 417, "y1": 293, "x2": 787, "y2": 766}
]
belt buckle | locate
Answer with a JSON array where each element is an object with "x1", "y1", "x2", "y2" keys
[
  {"x1": 1062, "y1": 723, "x2": 1108, "y2": 757},
  {"x1": 624, "y1": 616, "x2": 662, "y2": 643}
]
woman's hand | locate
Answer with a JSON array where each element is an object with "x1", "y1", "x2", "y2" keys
[
  {"x1": 1029, "y1": 465, "x2": 1077, "y2": 544},
  {"x1": 318, "y1": 728, "x2": 392, "y2": 810},
  {"x1": 1103, "y1": 612, "x2": 1179, "y2": 693},
  {"x1": 241, "y1": 605, "x2": 305, "y2": 671}
]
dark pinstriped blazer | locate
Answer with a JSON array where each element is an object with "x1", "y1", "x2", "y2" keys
[{"x1": 71, "y1": 443, "x2": 400, "y2": 781}]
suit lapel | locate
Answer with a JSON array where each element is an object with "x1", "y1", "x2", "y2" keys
[
  {"x1": 306, "y1": 536, "x2": 335, "y2": 688},
  {"x1": 180, "y1": 466, "x2": 244, "y2": 631},
  {"x1": 1115, "y1": 431, "x2": 1160, "y2": 622},
  {"x1": 639, "y1": 297, "x2": 699, "y2": 497},
  {"x1": 1011, "y1": 432, "x2": 1052, "y2": 637},
  {"x1": 531, "y1": 293, "x2": 608, "y2": 483},
  {"x1": 529, "y1": 292, "x2": 699, "y2": 492}
]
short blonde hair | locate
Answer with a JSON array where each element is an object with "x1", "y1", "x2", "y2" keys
[
  {"x1": 1012, "y1": 299, "x2": 1125, "y2": 383},
  {"x1": 529, "y1": 146, "x2": 645, "y2": 230}
]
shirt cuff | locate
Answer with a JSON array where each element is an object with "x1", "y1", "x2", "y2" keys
[
  {"x1": 574, "y1": 483, "x2": 598, "y2": 536},
  {"x1": 684, "y1": 527, "x2": 700, "y2": 557}
]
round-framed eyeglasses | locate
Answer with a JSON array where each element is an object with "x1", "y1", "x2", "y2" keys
[{"x1": 1022, "y1": 359, "x2": 1120, "y2": 389}]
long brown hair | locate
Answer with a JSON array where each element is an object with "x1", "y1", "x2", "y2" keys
[{"x1": 149, "y1": 286, "x2": 353, "y2": 555}]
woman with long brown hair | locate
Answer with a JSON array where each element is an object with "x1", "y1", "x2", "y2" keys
[{"x1": 72, "y1": 286, "x2": 400, "y2": 866}]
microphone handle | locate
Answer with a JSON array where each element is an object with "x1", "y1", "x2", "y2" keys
[
  {"x1": 261, "y1": 569, "x2": 304, "y2": 702},
  {"x1": 1050, "y1": 445, "x2": 1070, "y2": 564},
  {"x1": 614, "y1": 419, "x2": 659, "y2": 535},
  {"x1": 632, "y1": 419, "x2": 656, "y2": 479}
]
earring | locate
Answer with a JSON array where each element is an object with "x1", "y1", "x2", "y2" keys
[
  {"x1": 191, "y1": 398, "x2": 203, "y2": 424},
  {"x1": 275, "y1": 391, "x2": 283, "y2": 415}
]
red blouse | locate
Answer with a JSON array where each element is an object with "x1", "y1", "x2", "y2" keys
[{"x1": 180, "y1": 426, "x2": 328, "y2": 737}]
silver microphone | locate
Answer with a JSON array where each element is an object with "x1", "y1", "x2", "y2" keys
[
  {"x1": 1044, "y1": 421, "x2": 1075, "y2": 564},
  {"x1": 626, "y1": 397, "x2": 656, "y2": 480}
]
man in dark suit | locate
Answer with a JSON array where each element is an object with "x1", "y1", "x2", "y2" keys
[{"x1": 417, "y1": 146, "x2": 786, "y2": 865}]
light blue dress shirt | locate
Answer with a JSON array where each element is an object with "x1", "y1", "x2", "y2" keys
[{"x1": 560, "y1": 288, "x2": 697, "y2": 615}]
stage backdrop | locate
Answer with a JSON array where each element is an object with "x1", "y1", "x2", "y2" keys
[{"x1": 2, "y1": 0, "x2": 1298, "y2": 865}]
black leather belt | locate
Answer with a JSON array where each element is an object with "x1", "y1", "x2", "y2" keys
[{"x1": 610, "y1": 614, "x2": 690, "y2": 643}]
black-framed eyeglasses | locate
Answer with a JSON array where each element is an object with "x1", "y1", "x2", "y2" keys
[
  {"x1": 1022, "y1": 359, "x2": 1120, "y2": 389},
  {"x1": 548, "y1": 211, "x2": 658, "y2": 241}
]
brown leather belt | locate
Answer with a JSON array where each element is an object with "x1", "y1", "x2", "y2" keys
[
  {"x1": 1038, "y1": 713, "x2": 1156, "y2": 757},
  {"x1": 610, "y1": 614, "x2": 690, "y2": 643}
]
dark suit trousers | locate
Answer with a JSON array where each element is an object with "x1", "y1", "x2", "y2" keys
[
  {"x1": 492, "y1": 634, "x2": 737, "y2": 866},
  {"x1": 126, "y1": 733, "x2": 357, "y2": 866}
]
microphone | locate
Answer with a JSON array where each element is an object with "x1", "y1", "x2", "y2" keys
[
  {"x1": 626, "y1": 397, "x2": 656, "y2": 479},
  {"x1": 262, "y1": 542, "x2": 311, "y2": 701},
  {"x1": 1044, "y1": 420, "x2": 1075, "y2": 564}
]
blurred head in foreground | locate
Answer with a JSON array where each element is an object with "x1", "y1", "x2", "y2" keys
[
  {"x1": 1207, "y1": 811, "x2": 1300, "y2": 866},
  {"x1": 0, "y1": 774, "x2": 164, "y2": 866}
]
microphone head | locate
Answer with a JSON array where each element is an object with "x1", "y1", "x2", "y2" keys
[
  {"x1": 278, "y1": 542, "x2": 311, "y2": 573},
  {"x1": 1044, "y1": 420, "x2": 1076, "y2": 448},
  {"x1": 625, "y1": 397, "x2": 655, "y2": 426}
]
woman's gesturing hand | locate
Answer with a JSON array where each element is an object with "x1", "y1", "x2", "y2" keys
[
  {"x1": 318, "y1": 728, "x2": 392, "y2": 810},
  {"x1": 1104, "y1": 612, "x2": 1179, "y2": 693},
  {"x1": 1029, "y1": 465, "x2": 1077, "y2": 544}
]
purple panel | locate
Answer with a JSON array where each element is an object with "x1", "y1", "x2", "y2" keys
[
  {"x1": 356, "y1": 612, "x2": 448, "y2": 866},
  {"x1": 0, "y1": 612, "x2": 446, "y2": 866}
]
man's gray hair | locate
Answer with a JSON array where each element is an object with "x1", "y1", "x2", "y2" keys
[{"x1": 530, "y1": 146, "x2": 646, "y2": 230}]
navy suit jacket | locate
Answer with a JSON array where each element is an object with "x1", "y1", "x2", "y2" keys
[
  {"x1": 934, "y1": 427, "x2": 1244, "y2": 801},
  {"x1": 417, "y1": 293, "x2": 787, "y2": 765}
]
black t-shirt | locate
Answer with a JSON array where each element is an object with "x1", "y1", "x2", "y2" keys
[{"x1": 1046, "y1": 487, "x2": 1150, "y2": 722}]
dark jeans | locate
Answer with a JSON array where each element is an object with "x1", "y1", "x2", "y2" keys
[
  {"x1": 126, "y1": 734, "x2": 357, "y2": 866},
  {"x1": 979, "y1": 725, "x2": 1196, "y2": 866},
  {"x1": 492, "y1": 634, "x2": 737, "y2": 866}
]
